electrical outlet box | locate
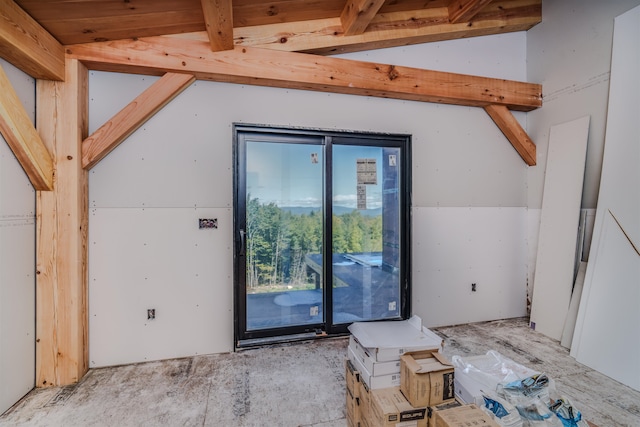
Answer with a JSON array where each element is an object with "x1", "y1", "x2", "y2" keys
[{"x1": 199, "y1": 218, "x2": 218, "y2": 229}]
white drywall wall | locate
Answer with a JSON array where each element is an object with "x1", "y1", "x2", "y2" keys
[
  {"x1": 525, "y1": 0, "x2": 640, "y2": 299},
  {"x1": 571, "y1": 5, "x2": 640, "y2": 391},
  {"x1": 88, "y1": 33, "x2": 530, "y2": 366},
  {"x1": 0, "y1": 59, "x2": 36, "y2": 414},
  {"x1": 413, "y1": 207, "x2": 527, "y2": 327},
  {"x1": 530, "y1": 116, "x2": 589, "y2": 340}
]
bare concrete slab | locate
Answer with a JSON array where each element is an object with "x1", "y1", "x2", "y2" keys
[{"x1": 2, "y1": 318, "x2": 639, "y2": 426}]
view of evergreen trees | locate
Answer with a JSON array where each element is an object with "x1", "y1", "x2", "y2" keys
[{"x1": 246, "y1": 197, "x2": 382, "y2": 291}]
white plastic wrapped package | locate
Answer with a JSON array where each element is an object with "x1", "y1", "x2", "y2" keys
[
  {"x1": 451, "y1": 351, "x2": 565, "y2": 427},
  {"x1": 451, "y1": 350, "x2": 540, "y2": 393},
  {"x1": 514, "y1": 399, "x2": 563, "y2": 427},
  {"x1": 481, "y1": 391, "x2": 523, "y2": 427},
  {"x1": 498, "y1": 373, "x2": 552, "y2": 405},
  {"x1": 548, "y1": 396, "x2": 590, "y2": 427}
]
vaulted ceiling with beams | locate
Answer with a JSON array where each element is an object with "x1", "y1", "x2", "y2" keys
[
  {"x1": 13, "y1": 0, "x2": 541, "y2": 53},
  {"x1": 1, "y1": 0, "x2": 542, "y2": 192}
]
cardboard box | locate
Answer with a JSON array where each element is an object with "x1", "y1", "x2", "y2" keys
[
  {"x1": 350, "y1": 335, "x2": 403, "y2": 376},
  {"x1": 348, "y1": 316, "x2": 444, "y2": 362},
  {"x1": 370, "y1": 387, "x2": 402, "y2": 426},
  {"x1": 391, "y1": 389, "x2": 428, "y2": 427},
  {"x1": 346, "y1": 385, "x2": 361, "y2": 426},
  {"x1": 359, "y1": 381, "x2": 372, "y2": 427},
  {"x1": 349, "y1": 345, "x2": 402, "y2": 390},
  {"x1": 400, "y1": 351, "x2": 455, "y2": 408},
  {"x1": 361, "y1": 415, "x2": 420, "y2": 427},
  {"x1": 359, "y1": 382, "x2": 426, "y2": 427},
  {"x1": 429, "y1": 404, "x2": 498, "y2": 427},
  {"x1": 369, "y1": 387, "x2": 425, "y2": 427},
  {"x1": 359, "y1": 378, "x2": 371, "y2": 416},
  {"x1": 426, "y1": 400, "x2": 463, "y2": 427},
  {"x1": 346, "y1": 358, "x2": 361, "y2": 398}
]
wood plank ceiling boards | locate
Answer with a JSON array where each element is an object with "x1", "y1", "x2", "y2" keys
[
  {"x1": 0, "y1": 0, "x2": 64, "y2": 80},
  {"x1": 11, "y1": 0, "x2": 542, "y2": 49}
]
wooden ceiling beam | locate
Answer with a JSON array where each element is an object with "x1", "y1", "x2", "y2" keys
[
  {"x1": 340, "y1": 0, "x2": 386, "y2": 36},
  {"x1": 200, "y1": 0, "x2": 234, "y2": 51},
  {"x1": 0, "y1": 64, "x2": 53, "y2": 190},
  {"x1": 82, "y1": 72, "x2": 195, "y2": 169},
  {"x1": 231, "y1": 0, "x2": 541, "y2": 55},
  {"x1": 0, "y1": 0, "x2": 64, "y2": 81},
  {"x1": 448, "y1": 0, "x2": 494, "y2": 24},
  {"x1": 484, "y1": 104, "x2": 536, "y2": 165},
  {"x1": 65, "y1": 38, "x2": 542, "y2": 112}
]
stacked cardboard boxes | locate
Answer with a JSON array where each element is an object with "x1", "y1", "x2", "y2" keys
[
  {"x1": 345, "y1": 359, "x2": 362, "y2": 427},
  {"x1": 347, "y1": 316, "x2": 443, "y2": 390},
  {"x1": 345, "y1": 317, "x2": 498, "y2": 427}
]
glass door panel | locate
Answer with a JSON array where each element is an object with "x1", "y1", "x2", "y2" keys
[
  {"x1": 244, "y1": 139, "x2": 324, "y2": 331},
  {"x1": 331, "y1": 145, "x2": 401, "y2": 324},
  {"x1": 235, "y1": 125, "x2": 409, "y2": 344}
]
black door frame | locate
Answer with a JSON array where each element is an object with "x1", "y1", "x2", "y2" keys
[{"x1": 233, "y1": 123, "x2": 412, "y2": 347}]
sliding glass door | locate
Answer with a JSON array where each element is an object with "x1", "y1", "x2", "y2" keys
[
  {"x1": 331, "y1": 142, "x2": 403, "y2": 325},
  {"x1": 234, "y1": 125, "x2": 410, "y2": 345}
]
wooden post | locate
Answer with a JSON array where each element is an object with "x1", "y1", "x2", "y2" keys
[{"x1": 35, "y1": 58, "x2": 89, "y2": 387}]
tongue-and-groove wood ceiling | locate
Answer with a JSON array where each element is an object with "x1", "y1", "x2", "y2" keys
[{"x1": 14, "y1": 0, "x2": 540, "y2": 52}]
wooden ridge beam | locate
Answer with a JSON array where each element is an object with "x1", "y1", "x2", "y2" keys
[
  {"x1": 0, "y1": 0, "x2": 64, "y2": 80},
  {"x1": 200, "y1": 0, "x2": 234, "y2": 51},
  {"x1": 82, "y1": 72, "x2": 195, "y2": 169},
  {"x1": 66, "y1": 40, "x2": 542, "y2": 112},
  {"x1": 0, "y1": 64, "x2": 53, "y2": 190},
  {"x1": 340, "y1": 0, "x2": 386, "y2": 36},
  {"x1": 484, "y1": 104, "x2": 536, "y2": 165},
  {"x1": 231, "y1": 0, "x2": 541, "y2": 55}
]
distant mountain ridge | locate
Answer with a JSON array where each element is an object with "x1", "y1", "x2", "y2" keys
[{"x1": 280, "y1": 206, "x2": 382, "y2": 217}]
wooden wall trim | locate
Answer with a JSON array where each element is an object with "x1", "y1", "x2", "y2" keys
[{"x1": 35, "y1": 58, "x2": 89, "y2": 387}]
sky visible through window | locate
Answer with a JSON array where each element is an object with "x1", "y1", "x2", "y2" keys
[{"x1": 246, "y1": 141, "x2": 383, "y2": 211}]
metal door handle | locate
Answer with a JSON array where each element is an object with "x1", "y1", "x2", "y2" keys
[{"x1": 239, "y1": 229, "x2": 246, "y2": 256}]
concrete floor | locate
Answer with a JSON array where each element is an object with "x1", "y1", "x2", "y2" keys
[{"x1": 2, "y1": 317, "x2": 639, "y2": 426}]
